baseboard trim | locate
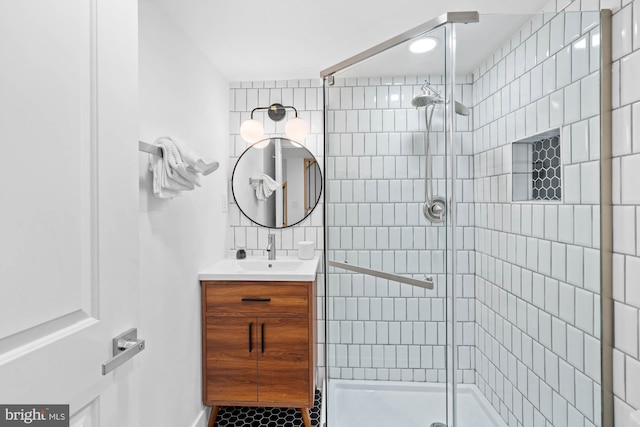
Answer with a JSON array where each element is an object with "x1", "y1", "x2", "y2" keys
[{"x1": 189, "y1": 407, "x2": 208, "y2": 427}]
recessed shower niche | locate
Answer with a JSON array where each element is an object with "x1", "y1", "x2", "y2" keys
[{"x1": 512, "y1": 128, "x2": 562, "y2": 202}]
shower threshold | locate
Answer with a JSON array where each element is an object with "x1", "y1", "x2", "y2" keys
[{"x1": 327, "y1": 380, "x2": 506, "y2": 427}]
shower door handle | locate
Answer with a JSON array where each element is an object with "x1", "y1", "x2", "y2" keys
[{"x1": 328, "y1": 260, "x2": 434, "y2": 290}]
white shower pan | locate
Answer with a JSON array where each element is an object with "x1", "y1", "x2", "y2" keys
[{"x1": 327, "y1": 380, "x2": 507, "y2": 427}]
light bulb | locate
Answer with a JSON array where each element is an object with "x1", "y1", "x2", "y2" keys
[
  {"x1": 409, "y1": 37, "x2": 437, "y2": 53},
  {"x1": 284, "y1": 117, "x2": 310, "y2": 142},
  {"x1": 240, "y1": 119, "x2": 264, "y2": 143}
]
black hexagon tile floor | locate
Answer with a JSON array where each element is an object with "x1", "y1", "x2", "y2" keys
[{"x1": 213, "y1": 389, "x2": 322, "y2": 427}]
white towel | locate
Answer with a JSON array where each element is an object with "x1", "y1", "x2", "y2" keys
[
  {"x1": 159, "y1": 137, "x2": 202, "y2": 187},
  {"x1": 251, "y1": 174, "x2": 280, "y2": 201},
  {"x1": 148, "y1": 136, "x2": 216, "y2": 198},
  {"x1": 171, "y1": 138, "x2": 219, "y2": 176},
  {"x1": 148, "y1": 148, "x2": 182, "y2": 199}
]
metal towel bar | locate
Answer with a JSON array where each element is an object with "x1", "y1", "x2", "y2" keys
[
  {"x1": 328, "y1": 260, "x2": 434, "y2": 290},
  {"x1": 139, "y1": 140, "x2": 162, "y2": 157}
]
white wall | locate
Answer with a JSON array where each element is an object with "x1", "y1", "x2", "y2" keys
[{"x1": 138, "y1": 1, "x2": 228, "y2": 426}]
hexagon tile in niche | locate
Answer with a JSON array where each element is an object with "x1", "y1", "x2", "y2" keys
[
  {"x1": 532, "y1": 135, "x2": 561, "y2": 201},
  {"x1": 511, "y1": 128, "x2": 562, "y2": 202},
  {"x1": 212, "y1": 390, "x2": 322, "y2": 427}
]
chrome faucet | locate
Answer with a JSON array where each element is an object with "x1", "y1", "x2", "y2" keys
[{"x1": 266, "y1": 233, "x2": 276, "y2": 260}]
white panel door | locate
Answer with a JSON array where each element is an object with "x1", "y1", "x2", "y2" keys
[{"x1": 0, "y1": 0, "x2": 140, "y2": 425}]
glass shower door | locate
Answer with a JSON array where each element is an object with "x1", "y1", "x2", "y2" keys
[
  {"x1": 322, "y1": 10, "x2": 612, "y2": 427},
  {"x1": 323, "y1": 23, "x2": 456, "y2": 427}
]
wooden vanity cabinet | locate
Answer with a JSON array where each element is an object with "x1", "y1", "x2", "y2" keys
[{"x1": 201, "y1": 280, "x2": 316, "y2": 427}]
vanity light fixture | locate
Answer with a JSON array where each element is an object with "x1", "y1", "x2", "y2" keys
[
  {"x1": 409, "y1": 36, "x2": 438, "y2": 53},
  {"x1": 240, "y1": 103, "x2": 310, "y2": 144}
]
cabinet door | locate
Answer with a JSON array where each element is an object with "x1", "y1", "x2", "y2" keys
[
  {"x1": 258, "y1": 317, "x2": 310, "y2": 404},
  {"x1": 205, "y1": 316, "x2": 257, "y2": 403}
]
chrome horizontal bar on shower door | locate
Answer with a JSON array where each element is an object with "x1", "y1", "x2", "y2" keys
[
  {"x1": 319, "y1": 11, "x2": 479, "y2": 78},
  {"x1": 328, "y1": 260, "x2": 434, "y2": 290}
]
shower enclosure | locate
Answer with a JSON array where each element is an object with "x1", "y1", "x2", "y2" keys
[{"x1": 321, "y1": 10, "x2": 612, "y2": 427}]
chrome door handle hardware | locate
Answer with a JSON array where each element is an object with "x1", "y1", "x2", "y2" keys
[{"x1": 102, "y1": 328, "x2": 146, "y2": 375}]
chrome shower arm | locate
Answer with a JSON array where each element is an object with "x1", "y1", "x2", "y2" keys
[{"x1": 421, "y1": 82, "x2": 441, "y2": 97}]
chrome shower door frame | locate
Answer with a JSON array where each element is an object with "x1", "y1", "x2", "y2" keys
[
  {"x1": 319, "y1": 12, "x2": 479, "y2": 79},
  {"x1": 321, "y1": 11, "x2": 479, "y2": 427}
]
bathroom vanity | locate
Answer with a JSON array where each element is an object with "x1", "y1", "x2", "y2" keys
[{"x1": 199, "y1": 257, "x2": 319, "y2": 427}]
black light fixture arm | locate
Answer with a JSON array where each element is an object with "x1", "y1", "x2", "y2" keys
[{"x1": 249, "y1": 103, "x2": 299, "y2": 122}]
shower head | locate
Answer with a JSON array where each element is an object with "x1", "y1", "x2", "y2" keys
[
  {"x1": 411, "y1": 84, "x2": 470, "y2": 116},
  {"x1": 411, "y1": 93, "x2": 443, "y2": 108}
]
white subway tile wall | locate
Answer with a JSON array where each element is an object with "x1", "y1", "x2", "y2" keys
[
  {"x1": 472, "y1": 10, "x2": 603, "y2": 427},
  {"x1": 226, "y1": 0, "x2": 640, "y2": 424},
  {"x1": 228, "y1": 80, "x2": 325, "y2": 257},
  {"x1": 606, "y1": 0, "x2": 640, "y2": 422},
  {"x1": 540, "y1": 0, "x2": 640, "y2": 426},
  {"x1": 325, "y1": 75, "x2": 476, "y2": 384}
]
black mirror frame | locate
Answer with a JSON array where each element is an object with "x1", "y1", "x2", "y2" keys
[{"x1": 231, "y1": 137, "x2": 323, "y2": 229}]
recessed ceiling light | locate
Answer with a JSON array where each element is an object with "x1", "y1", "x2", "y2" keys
[{"x1": 409, "y1": 37, "x2": 438, "y2": 53}]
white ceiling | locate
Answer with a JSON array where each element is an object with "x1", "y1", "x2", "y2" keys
[{"x1": 154, "y1": 0, "x2": 553, "y2": 81}]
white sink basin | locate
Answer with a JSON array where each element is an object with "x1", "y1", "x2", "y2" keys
[
  {"x1": 199, "y1": 256, "x2": 320, "y2": 281},
  {"x1": 235, "y1": 259, "x2": 305, "y2": 272}
]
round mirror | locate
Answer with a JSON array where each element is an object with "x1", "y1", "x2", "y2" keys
[{"x1": 232, "y1": 138, "x2": 322, "y2": 228}]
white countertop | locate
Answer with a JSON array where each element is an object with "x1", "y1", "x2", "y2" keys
[{"x1": 199, "y1": 256, "x2": 320, "y2": 282}]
